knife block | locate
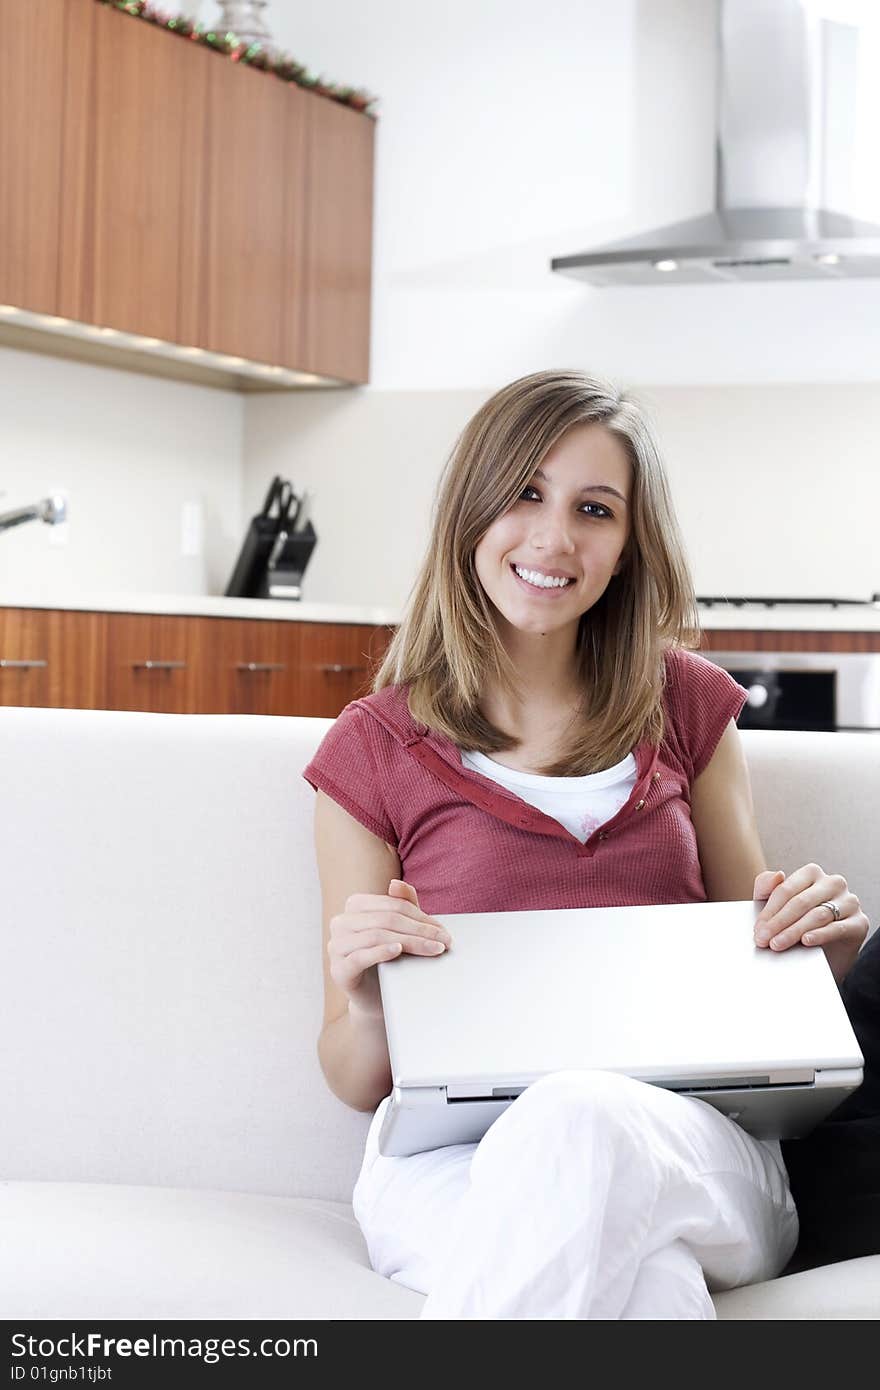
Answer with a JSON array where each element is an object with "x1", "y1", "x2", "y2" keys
[{"x1": 258, "y1": 522, "x2": 317, "y2": 601}]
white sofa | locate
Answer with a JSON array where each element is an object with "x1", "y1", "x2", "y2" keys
[{"x1": 2, "y1": 705, "x2": 879, "y2": 1320}]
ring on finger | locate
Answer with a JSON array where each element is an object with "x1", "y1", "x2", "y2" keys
[{"x1": 818, "y1": 900, "x2": 841, "y2": 923}]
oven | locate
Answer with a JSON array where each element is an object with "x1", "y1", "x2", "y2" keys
[{"x1": 704, "y1": 652, "x2": 880, "y2": 732}]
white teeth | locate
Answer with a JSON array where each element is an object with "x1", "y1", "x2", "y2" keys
[{"x1": 513, "y1": 565, "x2": 573, "y2": 589}]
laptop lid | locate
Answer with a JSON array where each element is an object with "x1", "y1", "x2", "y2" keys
[{"x1": 378, "y1": 899, "x2": 863, "y2": 1095}]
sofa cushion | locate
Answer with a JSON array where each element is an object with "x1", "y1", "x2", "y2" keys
[
  {"x1": 713, "y1": 1256, "x2": 880, "y2": 1320},
  {"x1": 0, "y1": 1182, "x2": 422, "y2": 1320},
  {"x1": 4, "y1": 1181, "x2": 878, "y2": 1319}
]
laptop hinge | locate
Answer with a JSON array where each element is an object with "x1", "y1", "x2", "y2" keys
[
  {"x1": 445, "y1": 1083, "x2": 528, "y2": 1102},
  {"x1": 444, "y1": 1070, "x2": 817, "y2": 1103},
  {"x1": 650, "y1": 1069, "x2": 815, "y2": 1093}
]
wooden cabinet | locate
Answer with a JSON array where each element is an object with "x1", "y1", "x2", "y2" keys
[
  {"x1": 0, "y1": 608, "x2": 50, "y2": 707},
  {"x1": 200, "y1": 60, "x2": 305, "y2": 366},
  {"x1": 11, "y1": 610, "x2": 880, "y2": 717},
  {"x1": 57, "y1": 0, "x2": 96, "y2": 325},
  {"x1": 701, "y1": 630, "x2": 880, "y2": 653},
  {"x1": 3, "y1": 0, "x2": 374, "y2": 385},
  {"x1": 198, "y1": 617, "x2": 304, "y2": 715},
  {"x1": 47, "y1": 609, "x2": 108, "y2": 709},
  {"x1": 197, "y1": 618, "x2": 390, "y2": 714},
  {"x1": 299, "y1": 621, "x2": 385, "y2": 717},
  {"x1": 86, "y1": 0, "x2": 188, "y2": 342},
  {"x1": 0, "y1": 609, "x2": 393, "y2": 716},
  {"x1": 301, "y1": 96, "x2": 375, "y2": 383},
  {"x1": 0, "y1": 609, "x2": 106, "y2": 708},
  {"x1": 0, "y1": 0, "x2": 66, "y2": 314},
  {"x1": 106, "y1": 614, "x2": 202, "y2": 714},
  {"x1": 177, "y1": 38, "x2": 214, "y2": 352}
]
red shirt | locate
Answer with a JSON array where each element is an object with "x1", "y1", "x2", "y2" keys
[{"x1": 303, "y1": 648, "x2": 748, "y2": 915}]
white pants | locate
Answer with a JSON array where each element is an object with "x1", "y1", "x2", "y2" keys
[{"x1": 352, "y1": 1071, "x2": 798, "y2": 1319}]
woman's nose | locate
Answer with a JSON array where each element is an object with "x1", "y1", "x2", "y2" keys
[{"x1": 530, "y1": 507, "x2": 575, "y2": 553}]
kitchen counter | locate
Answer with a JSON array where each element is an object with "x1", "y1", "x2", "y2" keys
[
  {"x1": 695, "y1": 604, "x2": 880, "y2": 632},
  {"x1": 0, "y1": 592, "x2": 400, "y2": 626},
  {"x1": 3, "y1": 593, "x2": 880, "y2": 631}
]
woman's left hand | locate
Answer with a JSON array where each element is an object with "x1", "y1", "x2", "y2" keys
[{"x1": 753, "y1": 864, "x2": 869, "y2": 984}]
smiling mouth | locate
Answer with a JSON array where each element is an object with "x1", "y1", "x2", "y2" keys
[{"x1": 510, "y1": 563, "x2": 576, "y2": 592}]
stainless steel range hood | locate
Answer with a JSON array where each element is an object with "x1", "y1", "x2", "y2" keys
[{"x1": 552, "y1": 0, "x2": 880, "y2": 286}]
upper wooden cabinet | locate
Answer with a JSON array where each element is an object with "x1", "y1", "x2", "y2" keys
[
  {"x1": 0, "y1": 0, "x2": 66, "y2": 314},
  {"x1": 58, "y1": 0, "x2": 189, "y2": 342},
  {"x1": 302, "y1": 96, "x2": 375, "y2": 383},
  {"x1": 1, "y1": 0, "x2": 374, "y2": 385},
  {"x1": 201, "y1": 57, "x2": 304, "y2": 366}
]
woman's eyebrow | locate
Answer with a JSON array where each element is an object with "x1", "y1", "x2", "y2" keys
[{"x1": 533, "y1": 467, "x2": 628, "y2": 506}]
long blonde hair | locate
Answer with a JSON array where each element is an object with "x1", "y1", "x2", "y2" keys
[{"x1": 373, "y1": 370, "x2": 699, "y2": 774}]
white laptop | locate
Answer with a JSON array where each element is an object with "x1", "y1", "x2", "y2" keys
[{"x1": 377, "y1": 900, "x2": 863, "y2": 1157}]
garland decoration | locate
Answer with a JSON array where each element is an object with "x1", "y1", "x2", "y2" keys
[{"x1": 94, "y1": 1, "x2": 377, "y2": 115}]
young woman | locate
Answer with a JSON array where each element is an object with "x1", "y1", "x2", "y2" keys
[{"x1": 304, "y1": 370, "x2": 868, "y2": 1319}]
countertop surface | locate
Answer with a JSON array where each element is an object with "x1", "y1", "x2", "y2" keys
[
  {"x1": 694, "y1": 604, "x2": 880, "y2": 632},
  {"x1": 0, "y1": 592, "x2": 401, "y2": 626},
  {"x1": 3, "y1": 592, "x2": 880, "y2": 631}
]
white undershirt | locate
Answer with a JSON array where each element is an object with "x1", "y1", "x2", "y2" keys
[{"x1": 460, "y1": 748, "x2": 638, "y2": 843}]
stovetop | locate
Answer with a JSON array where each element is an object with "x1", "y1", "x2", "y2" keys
[{"x1": 697, "y1": 595, "x2": 880, "y2": 609}]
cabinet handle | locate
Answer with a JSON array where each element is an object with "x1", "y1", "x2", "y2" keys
[
  {"x1": 131, "y1": 660, "x2": 187, "y2": 671},
  {"x1": 318, "y1": 663, "x2": 367, "y2": 674},
  {"x1": 0, "y1": 658, "x2": 48, "y2": 669},
  {"x1": 235, "y1": 662, "x2": 287, "y2": 673}
]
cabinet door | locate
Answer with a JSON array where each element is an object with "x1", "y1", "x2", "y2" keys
[
  {"x1": 106, "y1": 614, "x2": 200, "y2": 713},
  {"x1": 177, "y1": 38, "x2": 214, "y2": 351},
  {"x1": 0, "y1": 0, "x2": 67, "y2": 313},
  {"x1": 200, "y1": 59, "x2": 295, "y2": 364},
  {"x1": 0, "y1": 609, "x2": 50, "y2": 707},
  {"x1": 56, "y1": 0, "x2": 95, "y2": 324},
  {"x1": 297, "y1": 623, "x2": 391, "y2": 717},
  {"x1": 301, "y1": 97, "x2": 374, "y2": 384},
  {"x1": 46, "y1": 610, "x2": 107, "y2": 709},
  {"x1": 197, "y1": 617, "x2": 303, "y2": 715},
  {"x1": 58, "y1": 1, "x2": 186, "y2": 340}
]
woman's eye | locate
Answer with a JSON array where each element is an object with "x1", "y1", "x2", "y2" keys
[{"x1": 517, "y1": 487, "x2": 612, "y2": 519}]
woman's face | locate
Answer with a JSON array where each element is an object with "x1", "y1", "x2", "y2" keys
[{"x1": 473, "y1": 422, "x2": 632, "y2": 641}]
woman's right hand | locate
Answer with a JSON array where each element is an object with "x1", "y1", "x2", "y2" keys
[{"x1": 327, "y1": 878, "x2": 453, "y2": 1020}]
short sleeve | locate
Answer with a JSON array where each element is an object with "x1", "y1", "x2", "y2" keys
[
  {"x1": 663, "y1": 648, "x2": 748, "y2": 781},
  {"x1": 303, "y1": 702, "x2": 398, "y2": 847}
]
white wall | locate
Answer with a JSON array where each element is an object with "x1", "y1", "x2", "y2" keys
[
  {"x1": 234, "y1": 0, "x2": 880, "y2": 388},
  {"x1": 247, "y1": 0, "x2": 724, "y2": 389},
  {"x1": 243, "y1": 381, "x2": 880, "y2": 607},
  {"x1": 647, "y1": 383, "x2": 878, "y2": 599},
  {"x1": 243, "y1": 387, "x2": 478, "y2": 607},
  {"x1": 238, "y1": 0, "x2": 880, "y2": 608},
  {"x1": 6, "y1": 1, "x2": 880, "y2": 604},
  {"x1": 0, "y1": 348, "x2": 242, "y2": 601}
]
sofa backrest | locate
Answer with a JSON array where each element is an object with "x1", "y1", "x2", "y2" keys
[
  {"x1": 737, "y1": 730, "x2": 880, "y2": 937},
  {"x1": 1, "y1": 707, "x2": 357, "y2": 1203},
  {"x1": 1, "y1": 708, "x2": 877, "y2": 1204}
]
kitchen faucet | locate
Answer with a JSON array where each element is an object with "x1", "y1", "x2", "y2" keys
[{"x1": 0, "y1": 494, "x2": 68, "y2": 534}]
